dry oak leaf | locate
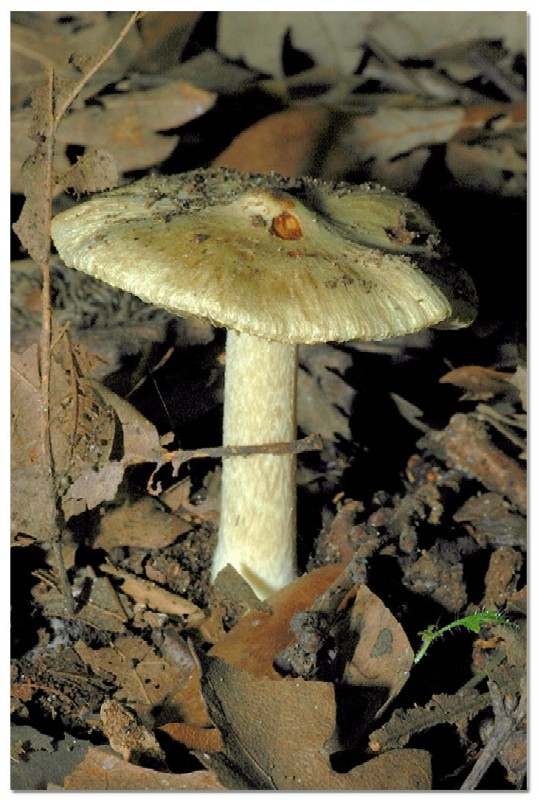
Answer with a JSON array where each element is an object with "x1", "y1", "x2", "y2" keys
[
  {"x1": 99, "y1": 564, "x2": 204, "y2": 622},
  {"x1": 218, "y1": 11, "x2": 365, "y2": 76},
  {"x1": 439, "y1": 364, "x2": 520, "y2": 402},
  {"x1": 218, "y1": 11, "x2": 526, "y2": 77},
  {"x1": 56, "y1": 80, "x2": 216, "y2": 174},
  {"x1": 213, "y1": 107, "x2": 331, "y2": 178},
  {"x1": 210, "y1": 563, "x2": 346, "y2": 678},
  {"x1": 63, "y1": 746, "x2": 225, "y2": 790},
  {"x1": 95, "y1": 496, "x2": 192, "y2": 551},
  {"x1": 200, "y1": 654, "x2": 431, "y2": 790},
  {"x1": 75, "y1": 635, "x2": 194, "y2": 715},
  {"x1": 100, "y1": 699, "x2": 166, "y2": 766},
  {"x1": 344, "y1": 584, "x2": 414, "y2": 712},
  {"x1": 441, "y1": 413, "x2": 527, "y2": 513},
  {"x1": 10, "y1": 339, "x2": 117, "y2": 537}
]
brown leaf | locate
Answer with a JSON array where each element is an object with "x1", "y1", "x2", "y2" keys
[
  {"x1": 137, "y1": 12, "x2": 202, "y2": 70},
  {"x1": 346, "y1": 105, "x2": 465, "y2": 162},
  {"x1": 99, "y1": 564, "x2": 204, "y2": 621},
  {"x1": 56, "y1": 80, "x2": 215, "y2": 173},
  {"x1": 440, "y1": 364, "x2": 519, "y2": 401},
  {"x1": 63, "y1": 746, "x2": 225, "y2": 790},
  {"x1": 159, "y1": 722, "x2": 223, "y2": 753},
  {"x1": 298, "y1": 345, "x2": 354, "y2": 441},
  {"x1": 12, "y1": 83, "x2": 54, "y2": 264},
  {"x1": 344, "y1": 585, "x2": 414, "y2": 702},
  {"x1": 56, "y1": 148, "x2": 119, "y2": 196},
  {"x1": 100, "y1": 699, "x2": 166, "y2": 766},
  {"x1": 95, "y1": 496, "x2": 192, "y2": 551},
  {"x1": 11, "y1": 336, "x2": 118, "y2": 535},
  {"x1": 214, "y1": 107, "x2": 331, "y2": 178},
  {"x1": 209, "y1": 564, "x2": 345, "y2": 678},
  {"x1": 75, "y1": 634, "x2": 194, "y2": 714},
  {"x1": 97, "y1": 384, "x2": 163, "y2": 467},
  {"x1": 201, "y1": 654, "x2": 431, "y2": 790},
  {"x1": 441, "y1": 413, "x2": 527, "y2": 512}
]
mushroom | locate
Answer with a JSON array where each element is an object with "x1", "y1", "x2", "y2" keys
[{"x1": 50, "y1": 168, "x2": 477, "y2": 599}]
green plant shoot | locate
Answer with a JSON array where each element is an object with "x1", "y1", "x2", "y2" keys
[{"x1": 413, "y1": 610, "x2": 516, "y2": 664}]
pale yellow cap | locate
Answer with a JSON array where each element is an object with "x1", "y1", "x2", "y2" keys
[{"x1": 51, "y1": 168, "x2": 476, "y2": 345}]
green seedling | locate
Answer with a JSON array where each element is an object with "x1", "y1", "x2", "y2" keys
[{"x1": 413, "y1": 610, "x2": 517, "y2": 664}]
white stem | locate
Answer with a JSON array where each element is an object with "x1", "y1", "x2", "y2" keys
[{"x1": 212, "y1": 330, "x2": 298, "y2": 599}]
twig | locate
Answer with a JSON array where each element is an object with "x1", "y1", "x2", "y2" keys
[
  {"x1": 166, "y1": 432, "x2": 324, "y2": 474},
  {"x1": 460, "y1": 680, "x2": 525, "y2": 789},
  {"x1": 14, "y1": 12, "x2": 143, "y2": 614},
  {"x1": 469, "y1": 47, "x2": 526, "y2": 103},
  {"x1": 34, "y1": 68, "x2": 75, "y2": 614},
  {"x1": 52, "y1": 12, "x2": 144, "y2": 130}
]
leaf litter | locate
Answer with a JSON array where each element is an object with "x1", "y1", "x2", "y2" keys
[{"x1": 11, "y1": 10, "x2": 526, "y2": 791}]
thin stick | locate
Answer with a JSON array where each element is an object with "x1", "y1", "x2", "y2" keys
[
  {"x1": 52, "y1": 12, "x2": 144, "y2": 130},
  {"x1": 460, "y1": 681, "x2": 525, "y2": 789},
  {"x1": 35, "y1": 11, "x2": 143, "y2": 613},
  {"x1": 166, "y1": 432, "x2": 323, "y2": 474}
]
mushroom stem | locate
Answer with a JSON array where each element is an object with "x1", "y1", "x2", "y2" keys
[{"x1": 212, "y1": 329, "x2": 298, "y2": 599}]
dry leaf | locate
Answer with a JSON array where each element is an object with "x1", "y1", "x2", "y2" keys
[
  {"x1": 214, "y1": 107, "x2": 331, "y2": 178},
  {"x1": 343, "y1": 585, "x2": 414, "y2": 717},
  {"x1": 100, "y1": 699, "x2": 166, "y2": 766},
  {"x1": 298, "y1": 344, "x2": 354, "y2": 441},
  {"x1": 440, "y1": 413, "x2": 527, "y2": 512},
  {"x1": 137, "y1": 11, "x2": 202, "y2": 70},
  {"x1": 218, "y1": 12, "x2": 365, "y2": 76},
  {"x1": 97, "y1": 385, "x2": 163, "y2": 466},
  {"x1": 95, "y1": 497, "x2": 192, "y2": 551},
  {"x1": 446, "y1": 138, "x2": 526, "y2": 196},
  {"x1": 159, "y1": 722, "x2": 223, "y2": 753},
  {"x1": 440, "y1": 364, "x2": 518, "y2": 401},
  {"x1": 209, "y1": 564, "x2": 345, "y2": 678},
  {"x1": 56, "y1": 80, "x2": 215, "y2": 174},
  {"x1": 99, "y1": 564, "x2": 204, "y2": 621},
  {"x1": 63, "y1": 746, "x2": 224, "y2": 790},
  {"x1": 56, "y1": 148, "x2": 119, "y2": 196},
  {"x1": 201, "y1": 654, "x2": 431, "y2": 790},
  {"x1": 347, "y1": 105, "x2": 465, "y2": 162},
  {"x1": 75, "y1": 634, "x2": 193, "y2": 715},
  {"x1": 218, "y1": 11, "x2": 526, "y2": 78},
  {"x1": 11, "y1": 337, "x2": 117, "y2": 537}
]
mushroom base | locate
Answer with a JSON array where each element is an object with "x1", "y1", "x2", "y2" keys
[{"x1": 212, "y1": 330, "x2": 298, "y2": 599}]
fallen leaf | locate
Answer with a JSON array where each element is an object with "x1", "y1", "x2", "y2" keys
[
  {"x1": 346, "y1": 105, "x2": 465, "y2": 162},
  {"x1": 97, "y1": 384, "x2": 163, "y2": 467},
  {"x1": 342, "y1": 585, "x2": 414, "y2": 729},
  {"x1": 75, "y1": 634, "x2": 193, "y2": 714},
  {"x1": 201, "y1": 654, "x2": 431, "y2": 790},
  {"x1": 209, "y1": 564, "x2": 345, "y2": 678},
  {"x1": 95, "y1": 496, "x2": 192, "y2": 551},
  {"x1": 56, "y1": 80, "x2": 215, "y2": 174},
  {"x1": 11, "y1": 337, "x2": 117, "y2": 537},
  {"x1": 298, "y1": 345, "x2": 354, "y2": 441},
  {"x1": 217, "y1": 11, "x2": 365, "y2": 76},
  {"x1": 439, "y1": 364, "x2": 519, "y2": 401},
  {"x1": 453, "y1": 492, "x2": 527, "y2": 549},
  {"x1": 214, "y1": 107, "x2": 331, "y2": 178},
  {"x1": 56, "y1": 148, "x2": 119, "y2": 196},
  {"x1": 159, "y1": 721, "x2": 223, "y2": 753},
  {"x1": 100, "y1": 699, "x2": 166, "y2": 766},
  {"x1": 440, "y1": 413, "x2": 527, "y2": 512},
  {"x1": 217, "y1": 11, "x2": 526, "y2": 78},
  {"x1": 63, "y1": 746, "x2": 225, "y2": 790},
  {"x1": 100, "y1": 564, "x2": 204, "y2": 621}
]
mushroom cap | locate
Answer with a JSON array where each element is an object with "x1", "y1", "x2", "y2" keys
[{"x1": 51, "y1": 168, "x2": 477, "y2": 345}]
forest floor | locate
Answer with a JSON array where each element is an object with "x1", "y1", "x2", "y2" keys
[{"x1": 11, "y1": 11, "x2": 527, "y2": 791}]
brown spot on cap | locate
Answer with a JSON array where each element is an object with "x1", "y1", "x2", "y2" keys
[{"x1": 270, "y1": 211, "x2": 303, "y2": 241}]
